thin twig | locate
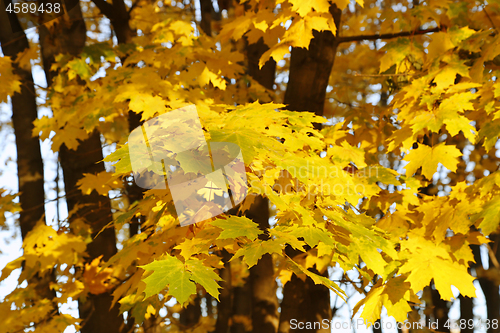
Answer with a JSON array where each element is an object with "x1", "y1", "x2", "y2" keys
[
  {"x1": 353, "y1": 73, "x2": 415, "y2": 77},
  {"x1": 128, "y1": 0, "x2": 141, "y2": 14},
  {"x1": 337, "y1": 26, "x2": 441, "y2": 44},
  {"x1": 486, "y1": 243, "x2": 500, "y2": 269},
  {"x1": 483, "y1": 5, "x2": 498, "y2": 33}
]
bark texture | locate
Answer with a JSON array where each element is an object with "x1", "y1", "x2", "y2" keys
[
  {"x1": 245, "y1": 34, "x2": 279, "y2": 333},
  {"x1": 278, "y1": 4, "x2": 341, "y2": 333},
  {"x1": 0, "y1": 2, "x2": 46, "y2": 241},
  {"x1": 0, "y1": 2, "x2": 56, "y2": 319},
  {"x1": 37, "y1": 3, "x2": 123, "y2": 332}
]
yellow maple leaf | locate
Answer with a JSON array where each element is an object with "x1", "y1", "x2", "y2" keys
[
  {"x1": 127, "y1": 93, "x2": 166, "y2": 121},
  {"x1": 403, "y1": 143, "x2": 461, "y2": 179},
  {"x1": 77, "y1": 171, "x2": 121, "y2": 196},
  {"x1": 286, "y1": 0, "x2": 331, "y2": 17},
  {"x1": 398, "y1": 236, "x2": 476, "y2": 300},
  {"x1": 200, "y1": 66, "x2": 227, "y2": 90},
  {"x1": 0, "y1": 56, "x2": 21, "y2": 103},
  {"x1": 83, "y1": 256, "x2": 114, "y2": 295},
  {"x1": 260, "y1": 44, "x2": 290, "y2": 68},
  {"x1": 426, "y1": 32, "x2": 455, "y2": 62},
  {"x1": 353, "y1": 277, "x2": 416, "y2": 325},
  {"x1": 51, "y1": 126, "x2": 88, "y2": 152}
]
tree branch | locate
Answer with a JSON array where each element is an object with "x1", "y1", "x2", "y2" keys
[
  {"x1": 91, "y1": 0, "x2": 115, "y2": 20},
  {"x1": 337, "y1": 26, "x2": 441, "y2": 44},
  {"x1": 128, "y1": 0, "x2": 141, "y2": 14}
]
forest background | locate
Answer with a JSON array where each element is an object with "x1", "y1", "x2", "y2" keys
[{"x1": 1, "y1": 0, "x2": 500, "y2": 332}]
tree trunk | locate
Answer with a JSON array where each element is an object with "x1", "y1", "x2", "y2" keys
[
  {"x1": 231, "y1": 283, "x2": 252, "y2": 333},
  {"x1": 37, "y1": 3, "x2": 124, "y2": 333},
  {"x1": 247, "y1": 196, "x2": 279, "y2": 333},
  {"x1": 215, "y1": 250, "x2": 233, "y2": 333},
  {"x1": 180, "y1": 293, "x2": 202, "y2": 329},
  {"x1": 245, "y1": 35, "x2": 279, "y2": 333},
  {"x1": 0, "y1": 2, "x2": 46, "y2": 242},
  {"x1": 459, "y1": 294, "x2": 474, "y2": 333},
  {"x1": 430, "y1": 285, "x2": 450, "y2": 332},
  {"x1": 459, "y1": 242, "x2": 479, "y2": 333},
  {"x1": 91, "y1": 0, "x2": 135, "y2": 44},
  {"x1": 283, "y1": 4, "x2": 342, "y2": 123},
  {"x1": 0, "y1": 1, "x2": 56, "y2": 320},
  {"x1": 478, "y1": 236, "x2": 500, "y2": 333},
  {"x1": 278, "y1": 4, "x2": 341, "y2": 333}
]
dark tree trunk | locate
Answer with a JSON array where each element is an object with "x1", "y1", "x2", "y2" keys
[
  {"x1": 37, "y1": 3, "x2": 124, "y2": 333},
  {"x1": 180, "y1": 294, "x2": 202, "y2": 329},
  {"x1": 244, "y1": 34, "x2": 279, "y2": 333},
  {"x1": 0, "y1": 2, "x2": 46, "y2": 241},
  {"x1": 278, "y1": 5, "x2": 341, "y2": 333},
  {"x1": 283, "y1": 4, "x2": 342, "y2": 125},
  {"x1": 231, "y1": 283, "x2": 252, "y2": 333},
  {"x1": 0, "y1": 2, "x2": 56, "y2": 321},
  {"x1": 372, "y1": 319, "x2": 382, "y2": 333},
  {"x1": 459, "y1": 294, "x2": 474, "y2": 333},
  {"x1": 215, "y1": 250, "x2": 233, "y2": 333},
  {"x1": 91, "y1": 0, "x2": 135, "y2": 44},
  {"x1": 459, "y1": 242, "x2": 479, "y2": 333},
  {"x1": 430, "y1": 286, "x2": 450, "y2": 333},
  {"x1": 477, "y1": 236, "x2": 500, "y2": 333},
  {"x1": 199, "y1": 0, "x2": 215, "y2": 36},
  {"x1": 247, "y1": 196, "x2": 279, "y2": 333}
]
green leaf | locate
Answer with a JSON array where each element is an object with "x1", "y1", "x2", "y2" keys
[
  {"x1": 66, "y1": 58, "x2": 93, "y2": 80},
  {"x1": 471, "y1": 196, "x2": 500, "y2": 235},
  {"x1": 478, "y1": 119, "x2": 500, "y2": 151},
  {"x1": 211, "y1": 216, "x2": 262, "y2": 241},
  {"x1": 185, "y1": 258, "x2": 222, "y2": 301},
  {"x1": 288, "y1": 226, "x2": 335, "y2": 248},
  {"x1": 103, "y1": 144, "x2": 133, "y2": 174},
  {"x1": 140, "y1": 255, "x2": 195, "y2": 303},
  {"x1": 140, "y1": 255, "x2": 222, "y2": 303}
]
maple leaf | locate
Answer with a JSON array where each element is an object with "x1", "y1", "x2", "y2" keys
[
  {"x1": 211, "y1": 216, "x2": 262, "y2": 241},
  {"x1": 470, "y1": 196, "x2": 500, "y2": 235},
  {"x1": 128, "y1": 93, "x2": 166, "y2": 121},
  {"x1": 403, "y1": 143, "x2": 461, "y2": 179},
  {"x1": 284, "y1": 0, "x2": 330, "y2": 17},
  {"x1": 77, "y1": 171, "x2": 121, "y2": 196},
  {"x1": 174, "y1": 237, "x2": 210, "y2": 259},
  {"x1": 379, "y1": 38, "x2": 423, "y2": 73},
  {"x1": 353, "y1": 277, "x2": 416, "y2": 325},
  {"x1": 288, "y1": 225, "x2": 335, "y2": 248},
  {"x1": 288, "y1": 258, "x2": 346, "y2": 299},
  {"x1": 398, "y1": 236, "x2": 476, "y2": 300},
  {"x1": 232, "y1": 240, "x2": 283, "y2": 267},
  {"x1": 141, "y1": 256, "x2": 196, "y2": 303},
  {"x1": 259, "y1": 44, "x2": 291, "y2": 69},
  {"x1": 51, "y1": 126, "x2": 88, "y2": 152},
  {"x1": 140, "y1": 255, "x2": 221, "y2": 303},
  {"x1": 328, "y1": 141, "x2": 367, "y2": 169},
  {"x1": 0, "y1": 57, "x2": 22, "y2": 103},
  {"x1": 83, "y1": 256, "x2": 114, "y2": 295},
  {"x1": 23, "y1": 223, "x2": 86, "y2": 274},
  {"x1": 185, "y1": 258, "x2": 222, "y2": 301},
  {"x1": 66, "y1": 58, "x2": 93, "y2": 80}
]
